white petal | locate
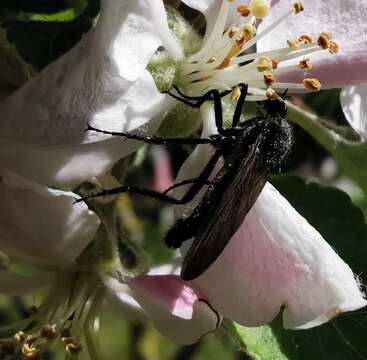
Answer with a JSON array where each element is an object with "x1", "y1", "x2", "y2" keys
[
  {"x1": 0, "y1": 170, "x2": 100, "y2": 266},
  {"x1": 181, "y1": 0, "x2": 247, "y2": 37},
  {"x1": 0, "y1": 76, "x2": 170, "y2": 187},
  {"x1": 340, "y1": 86, "x2": 367, "y2": 141},
  {"x1": 194, "y1": 183, "x2": 366, "y2": 329},
  {"x1": 128, "y1": 275, "x2": 220, "y2": 345},
  {"x1": 103, "y1": 276, "x2": 149, "y2": 322},
  {"x1": 0, "y1": 271, "x2": 52, "y2": 295},
  {"x1": 257, "y1": 0, "x2": 367, "y2": 88},
  {"x1": 173, "y1": 103, "x2": 218, "y2": 218},
  {"x1": 0, "y1": 0, "x2": 177, "y2": 187}
]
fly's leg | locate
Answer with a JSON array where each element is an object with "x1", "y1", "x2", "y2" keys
[
  {"x1": 162, "y1": 178, "x2": 211, "y2": 195},
  {"x1": 232, "y1": 83, "x2": 248, "y2": 127},
  {"x1": 76, "y1": 148, "x2": 222, "y2": 204},
  {"x1": 86, "y1": 124, "x2": 216, "y2": 146},
  {"x1": 167, "y1": 85, "x2": 232, "y2": 106}
]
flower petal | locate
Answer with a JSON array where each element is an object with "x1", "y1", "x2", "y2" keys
[
  {"x1": 173, "y1": 103, "x2": 217, "y2": 218},
  {"x1": 194, "y1": 183, "x2": 366, "y2": 329},
  {"x1": 152, "y1": 147, "x2": 174, "y2": 193},
  {"x1": 181, "y1": 0, "x2": 247, "y2": 53},
  {"x1": 0, "y1": 170, "x2": 100, "y2": 266},
  {"x1": 340, "y1": 85, "x2": 367, "y2": 141},
  {"x1": 128, "y1": 274, "x2": 220, "y2": 344},
  {"x1": 0, "y1": 0, "x2": 177, "y2": 187},
  {"x1": 0, "y1": 271, "x2": 52, "y2": 295},
  {"x1": 257, "y1": 0, "x2": 367, "y2": 88}
]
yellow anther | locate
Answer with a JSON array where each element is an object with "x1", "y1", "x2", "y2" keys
[
  {"x1": 292, "y1": 2, "x2": 304, "y2": 14},
  {"x1": 264, "y1": 73, "x2": 277, "y2": 87},
  {"x1": 65, "y1": 342, "x2": 82, "y2": 354},
  {"x1": 14, "y1": 331, "x2": 28, "y2": 344},
  {"x1": 229, "y1": 26, "x2": 240, "y2": 38},
  {"x1": 250, "y1": 0, "x2": 270, "y2": 19},
  {"x1": 256, "y1": 57, "x2": 273, "y2": 72},
  {"x1": 287, "y1": 39, "x2": 300, "y2": 49},
  {"x1": 61, "y1": 337, "x2": 75, "y2": 346},
  {"x1": 243, "y1": 25, "x2": 257, "y2": 39},
  {"x1": 328, "y1": 40, "x2": 340, "y2": 54},
  {"x1": 299, "y1": 58, "x2": 312, "y2": 70},
  {"x1": 266, "y1": 88, "x2": 279, "y2": 99},
  {"x1": 318, "y1": 32, "x2": 330, "y2": 49},
  {"x1": 41, "y1": 325, "x2": 57, "y2": 340},
  {"x1": 22, "y1": 344, "x2": 39, "y2": 359},
  {"x1": 298, "y1": 33, "x2": 313, "y2": 45},
  {"x1": 271, "y1": 59, "x2": 279, "y2": 69},
  {"x1": 237, "y1": 4, "x2": 251, "y2": 17},
  {"x1": 231, "y1": 86, "x2": 242, "y2": 101},
  {"x1": 303, "y1": 78, "x2": 321, "y2": 91}
]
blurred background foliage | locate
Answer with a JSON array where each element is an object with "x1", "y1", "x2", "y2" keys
[{"x1": 0, "y1": 1, "x2": 366, "y2": 359}]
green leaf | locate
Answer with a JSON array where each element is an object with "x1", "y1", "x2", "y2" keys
[
  {"x1": 0, "y1": 0, "x2": 100, "y2": 71},
  {"x1": 223, "y1": 319, "x2": 288, "y2": 360},
  {"x1": 225, "y1": 176, "x2": 367, "y2": 360}
]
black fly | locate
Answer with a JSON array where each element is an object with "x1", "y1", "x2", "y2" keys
[{"x1": 79, "y1": 84, "x2": 293, "y2": 280}]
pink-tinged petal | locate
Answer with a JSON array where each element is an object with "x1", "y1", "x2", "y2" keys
[
  {"x1": 257, "y1": 0, "x2": 367, "y2": 88},
  {"x1": 0, "y1": 170, "x2": 100, "y2": 266},
  {"x1": 128, "y1": 275, "x2": 220, "y2": 344},
  {"x1": 0, "y1": 271, "x2": 52, "y2": 295},
  {"x1": 152, "y1": 148, "x2": 174, "y2": 193},
  {"x1": 0, "y1": 0, "x2": 177, "y2": 187},
  {"x1": 194, "y1": 183, "x2": 366, "y2": 329},
  {"x1": 340, "y1": 86, "x2": 367, "y2": 141}
]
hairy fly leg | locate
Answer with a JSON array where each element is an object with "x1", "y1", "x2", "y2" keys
[
  {"x1": 86, "y1": 123, "x2": 215, "y2": 146},
  {"x1": 166, "y1": 85, "x2": 232, "y2": 108},
  {"x1": 76, "y1": 145, "x2": 223, "y2": 204}
]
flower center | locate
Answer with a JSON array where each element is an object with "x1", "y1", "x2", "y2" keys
[
  {"x1": 177, "y1": 0, "x2": 339, "y2": 99},
  {"x1": 0, "y1": 272, "x2": 105, "y2": 359}
]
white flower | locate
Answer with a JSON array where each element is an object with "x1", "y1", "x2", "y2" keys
[
  {"x1": 0, "y1": 0, "x2": 181, "y2": 188},
  {"x1": 0, "y1": 169, "x2": 103, "y2": 356},
  {"x1": 1, "y1": 0, "x2": 366, "y2": 187}
]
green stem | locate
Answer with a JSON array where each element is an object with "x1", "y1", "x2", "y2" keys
[{"x1": 286, "y1": 101, "x2": 339, "y2": 153}]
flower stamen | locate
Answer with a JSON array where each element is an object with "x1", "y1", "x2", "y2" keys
[
  {"x1": 0, "y1": 272, "x2": 105, "y2": 359},
  {"x1": 303, "y1": 78, "x2": 321, "y2": 92},
  {"x1": 177, "y1": 1, "x2": 337, "y2": 97}
]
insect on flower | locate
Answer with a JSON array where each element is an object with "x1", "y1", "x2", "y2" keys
[{"x1": 79, "y1": 83, "x2": 293, "y2": 280}]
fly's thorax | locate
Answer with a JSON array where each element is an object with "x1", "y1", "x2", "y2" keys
[{"x1": 261, "y1": 116, "x2": 293, "y2": 173}]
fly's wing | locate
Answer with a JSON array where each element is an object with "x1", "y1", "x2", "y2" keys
[{"x1": 181, "y1": 136, "x2": 267, "y2": 281}]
